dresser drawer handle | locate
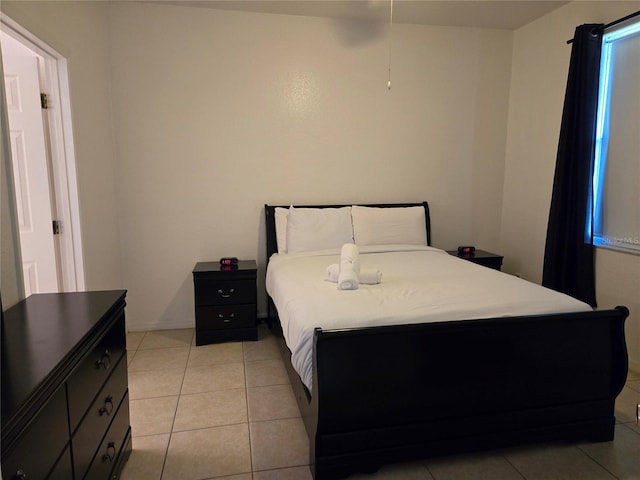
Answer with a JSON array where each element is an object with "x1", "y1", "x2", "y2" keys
[
  {"x1": 14, "y1": 470, "x2": 27, "y2": 480},
  {"x1": 96, "y1": 349, "x2": 112, "y2": 370},
  {"x1": 99, "y1": 395, "x2": 114, "y2": 416},
  {"x1": 102, "y1": 442, "x2": 117, "y2": 463},
  {"x1": 217, "y1": 288, "x2": 235, "y2": 298},
  {"x1": 218, "y1": 313, "x2": 235, "y2": 323}
]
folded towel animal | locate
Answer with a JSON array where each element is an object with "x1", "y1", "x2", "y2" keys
[
  {"x1": 325, "y1": 264, "x2": 382, "y2": 285},
  {"x1": 325, "y1": 264, "x2": 340, "y2": 283},
  {"x1": 338, "y1": 265, "x2": 359, "y2": 290},
  {"x1": 338, "y1": 243, "x2": 360, "y2": 290},
  {"x1": 340, "y1": 243, "x2": 360, "y2": 275},
  {"x1": 360, "y1": 269, "x2": 383, "y2": 285}
]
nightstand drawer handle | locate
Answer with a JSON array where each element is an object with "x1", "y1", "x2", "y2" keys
[
  {"x1": 218, "y1": 313, "x2": 235, "y2": 323},
  {"x1": 217, "y1": 288, "x2": 235, "y2": 298}
]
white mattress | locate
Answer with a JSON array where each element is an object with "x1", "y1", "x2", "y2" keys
[{"x1": 266, "y1": 245, "x2": 592, "y2": 391}]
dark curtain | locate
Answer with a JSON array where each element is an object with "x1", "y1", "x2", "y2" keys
[{"x1": 542, "y1": 24, "x2": 603, "y2": 307}]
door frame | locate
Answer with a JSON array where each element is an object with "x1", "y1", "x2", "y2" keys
[{"x1": 1, "y1": 14, "x2": 85, "y2": 292}]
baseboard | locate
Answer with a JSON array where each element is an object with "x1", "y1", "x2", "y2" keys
[
  {"x1": 126, "y1": 318, "x2": 194, "y2": 332},
  {"x1": 126, "y1": 313, "x2": 268, "y2": 333}
]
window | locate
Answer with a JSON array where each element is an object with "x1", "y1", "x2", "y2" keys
[{"x1": 592, "y1": 20, "x2": 640, "y2": 254}]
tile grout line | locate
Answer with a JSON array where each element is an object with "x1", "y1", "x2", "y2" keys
[
  {"x1": 577, "y1": 445, "x2": 621, "y2": 480},
  {"x1": 157, "y1": 331, "x2": 193, "y2": 480},
  {"x1": 502, "y1": 453, "x2": 529, "y2": 480},
  {"x1": 243, "y1": 340, "x2": 255, "y2": 479},
  {"x1": 423, "y1": 463, "x2": 436, "y2": 479}
]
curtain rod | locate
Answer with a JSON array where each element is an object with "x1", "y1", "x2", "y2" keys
[{"x1": 566, "y1": 10, "x2": 640, "y2": 44}]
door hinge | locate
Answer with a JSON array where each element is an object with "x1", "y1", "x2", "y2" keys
[
  {"x1": 52, "y1": 220, "x2": 62, "y2": 235},
  {"x1": 41, "y1": 93, "x2": 49, "y2": 109}
]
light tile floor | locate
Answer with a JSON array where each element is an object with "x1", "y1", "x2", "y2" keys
[{"x1": 121, "y1": 325, "x2": 640, "y2": 480}]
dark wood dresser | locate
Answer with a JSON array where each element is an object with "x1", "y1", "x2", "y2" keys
[
  {"x1": 1, "y1": 290, "x2": 131, "y2": 480},
  {"x1": 193, "y1": 261, "x2": 258, "y2": 345}
]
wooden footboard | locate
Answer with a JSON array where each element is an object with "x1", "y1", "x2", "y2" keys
[{"x1": 283, "y1": 307, "x2": 629, "y2": 479}]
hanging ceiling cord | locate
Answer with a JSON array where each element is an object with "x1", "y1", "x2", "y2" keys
[{"x1": 388, "y1": 0, "x2": 393, "y2": 90}]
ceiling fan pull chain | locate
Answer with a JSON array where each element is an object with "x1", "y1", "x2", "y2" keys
[{"x1": 388, "y1": 0, "x2": 393, "y2": 90}]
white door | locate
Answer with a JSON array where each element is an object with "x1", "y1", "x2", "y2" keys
[{"x1": 4, "y1": 54, "x2": 59, "y2": 295}]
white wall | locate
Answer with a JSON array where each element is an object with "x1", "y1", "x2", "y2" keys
[
  {"x1": 0, "y1": 1, "x2": 123, "y2": 291},
  {"x1": 504, "y1": 1, "x2": 640, "y2": 371},
  {"x1": 108, "y1": 3, "x2": 512, "y2": 330}
]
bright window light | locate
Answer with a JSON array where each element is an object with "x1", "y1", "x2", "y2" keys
[{"x1": 592, "y1": 20, "x2": 640, "y2": 254}]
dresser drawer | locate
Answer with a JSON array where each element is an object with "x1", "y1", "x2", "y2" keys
[
  {"x1": 196, "y1": 304, "x2": 256, "y2": 330},
  {"x1": 48, "y1": 446, "x2": 73, "y2": 480},
  {"x1": 1, "y1": 386, "x2": 69, "y2": 480},
  {"x1": 84, "y1": 391, "x2": 130, "y2": 480},
  {"x1": 195, "y1": 279, "x2": 256, "y2": 306},
  {"x1": 67, "y1": 313, "x2": 126, "y2": 431},
  {"x1": 72, "y1": 355, "x2": 128, "y2": 480}
]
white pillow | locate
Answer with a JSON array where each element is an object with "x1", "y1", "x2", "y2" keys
[
  {"x1": 274, "y1": 207, "x2": 290, "y2": 253},
  {"x1": 351, "y1": 205, "x2": 427, "y2": 246},
  {"x1": 287, "y1": 206, "x2": 354, "y2": 253}
]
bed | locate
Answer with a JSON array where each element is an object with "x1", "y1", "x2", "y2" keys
[{"x1": 264, "y1": 202, "x2": 629, "y2": 480}]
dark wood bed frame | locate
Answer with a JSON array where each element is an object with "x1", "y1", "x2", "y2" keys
[{"x1": 264, "y1": 202, "x2": 629, "y2": 480}]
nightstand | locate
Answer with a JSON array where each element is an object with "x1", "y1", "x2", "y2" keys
[
  {"x1": 192, "y1": 260, "x2": 258, "y2": 345},
  {"x1": 447, "y1": 249, "x2": 503, "y2": 271}
]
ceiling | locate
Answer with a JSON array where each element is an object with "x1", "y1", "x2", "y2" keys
[{"x1": 147, "y1": 0, "x2": 570, "y2": 30}]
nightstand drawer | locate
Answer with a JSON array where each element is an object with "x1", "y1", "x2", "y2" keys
[
  {"x1": 195, "y1": 279, "x2": 256, "y2": 306},
  {"x1": 475, "y1": 256, "x2": 503, "y2": 270},
  {"x1": 196, "y1": 304, "x2": 256, "y2": 329}
]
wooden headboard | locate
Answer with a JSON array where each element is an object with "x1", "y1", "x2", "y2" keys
[{"x1": 264, "y1": 202, "x2": 431, "y2": 260}]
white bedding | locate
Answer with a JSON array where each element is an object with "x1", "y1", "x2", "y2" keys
[{"x1": 266, "y1": 245, "x2": 592, "y2": 391}]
